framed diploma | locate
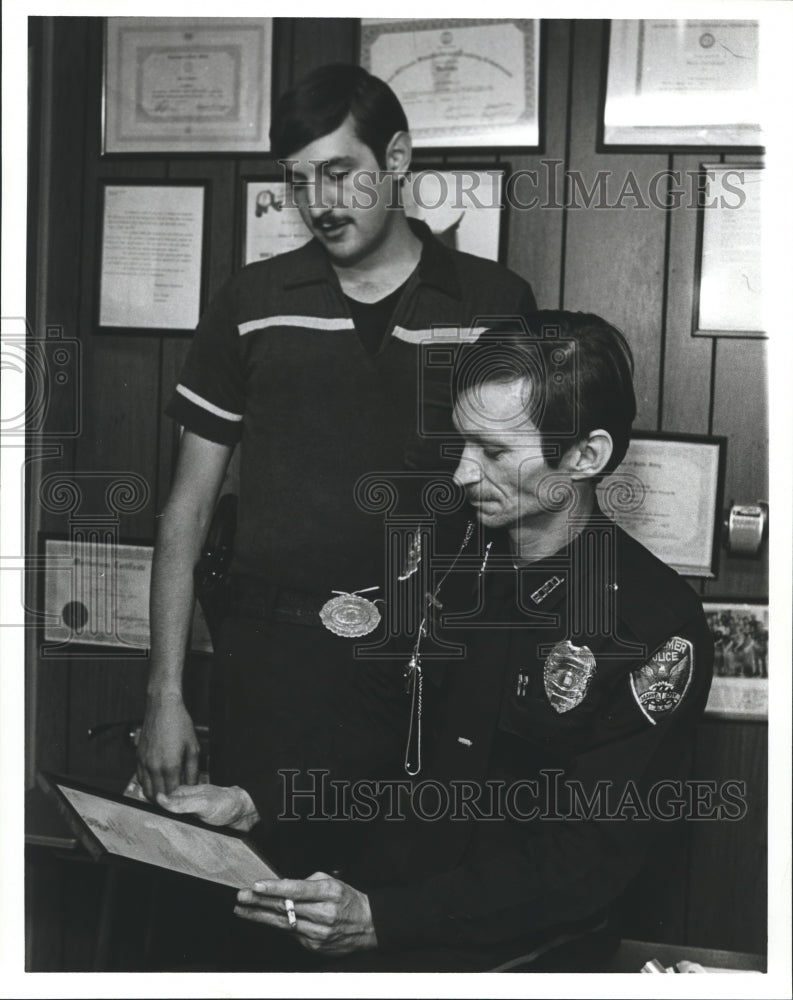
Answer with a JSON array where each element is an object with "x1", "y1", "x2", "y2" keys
[
  {"x1": 103, "y1": 17, "x2": 273, "y2": 154},
  {"x1": 38, "y1": 772, "x2": 279, "y2": 887},
  {"x1": 703, "y1": 600, "x2": 768, "y2": 720},
  {"x1": 404, "y1": 166, "x2": 507, "y2": 262},
  {"x1": 694, "y1": 164, "x2": 764, "y2": 337},
  {"x1": 360, "y1": 19, "x2": 539, "y2": 149},
  {"x1": 97, "y1": 182, "x2": 207, "y2": 333},
  {"x1": 596, "y1": 432, "x2": 726, "y2": 578},
  {"x1": 603, "y1": 20, "x2": 763, "y2": 149},
  {"x1": 42, "y1": 538, "x2": 213, "y2": 655},
  {"x1": 241, "y1": 178, "x2": 312, "y2": 266}
]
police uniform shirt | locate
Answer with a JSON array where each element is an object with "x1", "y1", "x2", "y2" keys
[{"x1": 360, "y1": 511, "x2": 714, "y2": 953}]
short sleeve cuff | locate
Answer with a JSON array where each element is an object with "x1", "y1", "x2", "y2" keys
[{"x1": 165, "y1": 385, "x2": 243, "y2": 446}]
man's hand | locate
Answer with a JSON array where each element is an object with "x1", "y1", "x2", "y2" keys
[
  {"x1": 234, "y1": 873, "x2": 378, "y2": 956},
  {"x1": 136, "y1": 693, "x2": 200, "y2": 800},
  {"x1": 156, "y1": 783, "x2": 259, "y2": 831}
]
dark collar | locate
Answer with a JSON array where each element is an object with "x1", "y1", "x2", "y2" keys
[
  {"x1": 479, "y1": 503, "x2": 616, "y2": 612},
  {"x1": 410, "y1": 218, "x2": 462, "y2": 300},
  {"x1": 280, "y1": 218, "x2": 462, "y2": 301}
]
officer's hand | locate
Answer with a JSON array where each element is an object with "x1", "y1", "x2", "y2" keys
[
  {"x1": 136, "y1": 693, "x2": 200, "y2": 800},
  {"x1": 156, "y1": 783, "x2": 259, "y2": 831},
  {"x1": 235, "y1": 873, "x2": 378, "y2": 955}
]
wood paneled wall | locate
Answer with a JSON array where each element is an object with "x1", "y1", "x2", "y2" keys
[{"x1": 27, "y1": 17, "x2": 767, "y2": 963}]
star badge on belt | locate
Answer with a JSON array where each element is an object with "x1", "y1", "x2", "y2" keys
[
  {"x1": 630, "y1": 636, "x2": 694, "y2": 724},
  {"x1": 543, "y1": 640, "x2": 597, "y2": 713}
]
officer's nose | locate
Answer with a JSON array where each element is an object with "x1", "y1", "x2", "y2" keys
[{"x1": 453, "y1": 445, "x2": 481, "y2": 489}]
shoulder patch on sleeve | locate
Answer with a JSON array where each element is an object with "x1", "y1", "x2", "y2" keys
[{"x1": 630, "y1": 637, "x2": 694, "y2": 725}]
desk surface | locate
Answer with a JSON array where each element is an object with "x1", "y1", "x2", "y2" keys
[{"x1": 603, "y1": 938, "x2": 766, "y2": 973}]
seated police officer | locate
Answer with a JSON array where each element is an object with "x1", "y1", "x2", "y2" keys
[{"x1": 158, "y1": 311, "x2": 713, "y2": 972}]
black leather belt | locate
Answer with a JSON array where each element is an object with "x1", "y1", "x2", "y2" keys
[{"x1": 225, "y1": 576, "x2": 326, "y2": 627}]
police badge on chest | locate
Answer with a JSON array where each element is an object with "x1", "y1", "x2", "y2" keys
[{"x1": 543, "y1": 640, "x2": 597, "y2": 714}]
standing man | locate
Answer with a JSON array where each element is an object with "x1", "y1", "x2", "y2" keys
[
  {"x1": 162, "y1": 311, "x2": 713, "y2": 971},
  {"x1": 136, "y1": 64, "x2": 537, "y2": 858}
]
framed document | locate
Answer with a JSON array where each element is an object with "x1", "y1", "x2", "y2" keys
[
  {"x1": 103, "y1": 17, "x2": 273, "y2": 154},
  {"x1": 703, "y1": 600, "x2": 768, "y2": 720},
  {"x1": 241, "y1": 178, "x2": 312, "y2": 266},
  {"x1": 695, "y1": 164, "x2": 764, "y2": 337},
  {"x1": 42, "y1": 538, "x2": 213, "y2": 655},
  {"x1": 603, "y1": 20, "x2": 763, "y2": 149},
  {"x1": 38, "y1": 772, "x2": 279, "y2": 887},
  {"x1": 596, "y1": 432, "x2": 726, "y2": 578},
  {"x1": 404, "y1": 166, "x2": 506, "y2": 262},
  {"x1": 97, "y1": 182, "x2": 206, "y2": 333},
  {"x1": 360, "y1": 19, "x2": 539, "y2": 149}
]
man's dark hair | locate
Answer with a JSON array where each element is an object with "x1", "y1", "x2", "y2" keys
[
  {"x1": 270, "y1": 64, "x2": 408, "y2": 165},
  {"x1": 453, "y1": 311, "x2": 637, "y2": 477}
]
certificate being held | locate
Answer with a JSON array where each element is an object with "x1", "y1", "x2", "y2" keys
[
  {"x1": 360, "y1": 19, "x2": 539, "y2": 148},
  {"x1": 39, "y1": 772, "x2": 279, "y2": 889}
]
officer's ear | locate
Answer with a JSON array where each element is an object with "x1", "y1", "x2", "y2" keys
[
  {"x1": 384, "y1": 130, "x2": 412, "y2": 176},
  {"x1": 561, "y1": 429, "x2": 613, "y2": 481}
]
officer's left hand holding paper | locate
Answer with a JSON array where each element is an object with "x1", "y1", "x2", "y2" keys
[{"x1": 155, "y1": 782, "x2": 260, "y2": 832}]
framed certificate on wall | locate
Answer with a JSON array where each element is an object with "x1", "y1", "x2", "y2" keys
[
  {"x1": 42, "y1": 537, "x2": 213, "y2": 655},
  {"x1": 596, "y1": 432, "x2": 726, "y2": 578},
  {"x1": 103, "y1": 17, "x2": 273, "y2": 153},
  {"x1": 241, "y1": 179, "x2": 312, "y2": 266},
  {"x1": 97, "y1": 181, "x2": 207, "y2": 333},
  {"x1": 602, "y1": 19, "x2": 763, "y2": 149},
  {"x1": 694, "y1": 164, "x2": 764, "y2": 337},
  {"x1": 360, "y1": 19, "x2": 540, "y2": 149}
]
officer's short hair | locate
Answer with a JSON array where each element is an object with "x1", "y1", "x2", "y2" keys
[
  {"x1": 452, "y1": 311, "x2": 637, "y2": 477},
  {"x1": 270, "y1": 64, "x2": 408, "y2": 166}
]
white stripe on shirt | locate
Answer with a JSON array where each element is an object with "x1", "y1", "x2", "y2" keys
[
  {"x1": 391, "y1": 325, "x2": 489, "y2": 345},
  {"x1": 175, "y1": 384, "x2": 243, "y2": 422},
  {"x1": 238, "y1": 315, "x2": 356, "y2": 337}
]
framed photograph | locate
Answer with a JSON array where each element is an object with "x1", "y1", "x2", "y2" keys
[
  {"x1": 360, "y1": 19, "x2": 540, "y2": 149},
  {"x1": 602, "y1": 20, "x2": 763, "y2": 149},
  {"x1": 703, "y1": 601, "x2": 768, "y2": 720},
  {"x1": 596, "y1": 432, "x2": 726, "y2": 578},
  {"x1": 97, "y1": 181, "x2": 207, "y2": 333},
  {"x1": 103, "y1": 17, "x2": 273, "y2": 154},
  {"x1": 41, "y1": 537, "x2": 212, "y2": 655},
  {"x1": 241, "y1": 178, "x2": 312, "y2": 266},
  {"x1": 694, "y1": 164, "x2": 764, "y2": 337}
]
